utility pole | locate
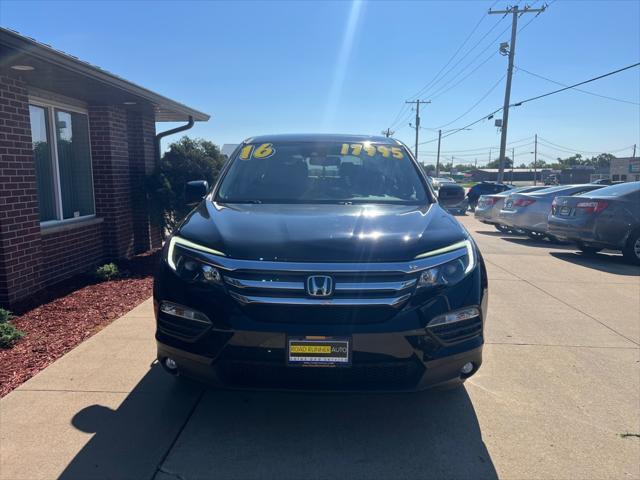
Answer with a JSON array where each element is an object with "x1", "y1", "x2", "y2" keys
[
  {"x1": 489, "y1": 4, "x2": 546, "y2": 184},
  {"x1": 633, "y1": 144, "x2": 637, "y2": 158},
  {"x1": 533, "y1": 133, "x2": 538, "y2": 185},
  {"x1": 435, "y1": 129, "x2": 442, "y2": 176},
  {"x1": 511, "y1": 147, "x2": 515, "y2": 185},
  {"x1": 406, "y1": 99, "x2": 431, "y2": 159},
  {"x1": 381, "y1": 128, "x2": 395, "y2": 138}
]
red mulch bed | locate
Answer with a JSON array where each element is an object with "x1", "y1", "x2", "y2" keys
[{"x1": 0, "y1": 250, "x2": 160, "y2": 398}]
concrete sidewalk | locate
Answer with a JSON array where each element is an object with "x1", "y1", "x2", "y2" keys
[{"x1": 1, "y1": 216, "x2": 639, "y2": 480}]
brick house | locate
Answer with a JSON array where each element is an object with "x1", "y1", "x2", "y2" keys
[{"x1": 0, "y1": 28, "x2": 209, "y2": 305}]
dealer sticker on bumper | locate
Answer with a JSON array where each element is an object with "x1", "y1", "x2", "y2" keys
[{"x1": 287, "y1": 337, "x2": 350, "y2": 366}]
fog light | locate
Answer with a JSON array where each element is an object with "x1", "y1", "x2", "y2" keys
[
  {"x1": 164, "y1": 357, "x2": 177, "y2": 371},
  {"x1": 427, "y1": 307, "x2": 480, "y2": 327},
  {"x1": 160, "y1": 301, "x2": 210, "y2": 323},
  {"x1": 461, "y1": 362, "x2": 474, "y2": 375}
]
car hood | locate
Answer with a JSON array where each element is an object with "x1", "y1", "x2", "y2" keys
[{"x1": 176, "y1": 201, "x2": 469, "y2": 262}]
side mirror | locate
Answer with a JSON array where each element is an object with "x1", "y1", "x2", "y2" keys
[
  {"x1": 438, "y1": 183, "x2": 465, "y2": 208},
  {"x1": 185, "y1": 180, "x2": 209, "y2": 205}
]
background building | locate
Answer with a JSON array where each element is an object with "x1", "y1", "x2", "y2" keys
[
  {"x1": 0, "y1": 28, "x2": 209, "y2": 305},
  {"x1": 610, "y1": 157, "x2": 640, "y2": 182}
]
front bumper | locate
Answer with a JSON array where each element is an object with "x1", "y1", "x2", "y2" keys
[
  {"x1": 153, "y1": 252, "x2": 488, "y2": 392},
  {"x1": 157, "y1": 335, "x2": 483, "y2": 392}
]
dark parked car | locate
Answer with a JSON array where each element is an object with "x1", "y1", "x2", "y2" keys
[
  {"x1": 439, "y1": 183, "x2": 469, "y2": 215},
  {"x1": 548, "y1": 181, "x2": 640, "y2": 264},
  {"x1": 154, "y1": 134, "x2": 488, "y2": 391},
  {"x1": 467, "y1": 182, "x2": 512, "y2": 211}
]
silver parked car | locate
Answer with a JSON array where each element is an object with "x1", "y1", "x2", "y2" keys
[
  {"x1": 475, "y1": 185, "x2": 547, "y2": 233},
  {"x1": 498, "y1": 184, "x2": 606, "y2": 240}
]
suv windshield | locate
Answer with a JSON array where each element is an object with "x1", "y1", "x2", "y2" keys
[{"x1": 216, "y1": 141, "x2": 428, "y2": 204}]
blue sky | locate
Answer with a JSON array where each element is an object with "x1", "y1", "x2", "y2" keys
[{"x1": 2, "y1": 0, "x2": 639, "y2": 166}]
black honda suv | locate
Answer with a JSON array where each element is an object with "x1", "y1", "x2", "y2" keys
[{"x1": 154, "y1": 134, "x2": 488, "y2": 391}]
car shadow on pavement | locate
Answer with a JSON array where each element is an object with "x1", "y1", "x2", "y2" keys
[
  {"x1": 549, "y1": 251, "x2": 640, "y2": 276},
  {"x1": 501, "y1": 237, "x2": 575, "y2": 250},
  {"x1": 59, "y1": 367, "x2": 497, "y2": 480},
  {"x1": 474, "y1": 230, "x2": 529, "y2": 238}
]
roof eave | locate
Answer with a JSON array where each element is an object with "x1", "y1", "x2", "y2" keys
[{"x1": 0, "y1": 28, "x2": 209, "y2": 122}]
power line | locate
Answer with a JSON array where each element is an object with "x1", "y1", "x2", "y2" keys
[
  {"x1": 421, "y1": 135, "x2": 536, "y2": 154},
  {"x1": 429, "y1": 49, "x2": 501, "y2": 101},
  {"x1": 537, "y1": 137, "x2": 636, "y2": 155},
  {"x1": 420, "y1": 141, "x2": 536, "y2": 158},
  {"x1": 515, "y1": 66, "x2": 640, "y2": 105},
  {"x1": 388, "y1": 0, "x2": 499, "y2": 129},
  {"x1": 518, "y1": 0, "x2": 556, "y2": 33},
  {"x1": 417, "y1": 62, "x2": 640, "y2": 146},
  {"x1": 388, "y1": 103, "x2": 411, "y2": 130},
  {"x1": 390, "y1": 107, "x2": 415, "y2": 130},
  {"x1": 413, "y1": 0, "x2": 551, "y2": 133},
  {"x1": 408, "y1": 0, "x2": 502, "y2": 101},
  {"x1": 489, "y1": 3, "x2": 547, "y2": 184},
  {"x1": 512, "y1": 62, "x2": 640, "y2": 107},
  {"x1": 427, "y1": 22, "x2": 512, "y2": 100},
  {"x1": 431, "y1": 73, "x2": 506, "y2": 129}
]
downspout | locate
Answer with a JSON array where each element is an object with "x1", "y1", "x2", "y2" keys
[{"x1": 154, "y1": 115, "x2": 194, "y2": 163}]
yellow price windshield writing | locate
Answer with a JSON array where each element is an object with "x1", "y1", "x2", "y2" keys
[
  {"x1": 238, "y1": 143, "x2": 275, "y2": 160},
  {"x1": 340, "y1": 143, "x2": 404, "y2": 159}
]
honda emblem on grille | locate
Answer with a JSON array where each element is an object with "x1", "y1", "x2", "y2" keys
[{"x1": 306, "y1": 275, "x2": 334, "y2": 297}]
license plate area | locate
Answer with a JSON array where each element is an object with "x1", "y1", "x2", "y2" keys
[
  {"x1": 287, "y1": 336, "x2": 351, "y2": 367},
  {"x1": 560, "y1": 206, "x2": 571, "y2": 216}
]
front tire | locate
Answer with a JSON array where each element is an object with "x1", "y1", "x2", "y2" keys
[
  {"x1": 622, "y1": 231, "x2": 640, "y2": 265},
  {"x1": 495, "y1": 224, "x2": 511, "y2": 234}
]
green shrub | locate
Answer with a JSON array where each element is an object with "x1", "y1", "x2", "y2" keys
[
  {"x1": 0, "y1": 322, "x2": 25, "y2": 348},
  {"x1": 95, "y1": 263, "x2": 120, "y2": 281},
  {"x1": 0, "y1": 307, "x2": 13, "y2": 324}
]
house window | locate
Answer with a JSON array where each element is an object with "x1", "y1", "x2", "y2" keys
[{"x1": 29, "y1": 102, "x2": 95, "y2": 222}]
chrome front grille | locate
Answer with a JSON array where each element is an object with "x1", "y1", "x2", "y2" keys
[
  {"x1": 176, "y1": 243, "x2": 470, "y2": 309},
  {"x1": 224, "y1": 271, "x2": 417, "y2": 307}
]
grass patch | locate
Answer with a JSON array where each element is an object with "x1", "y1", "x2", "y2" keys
[{"x1": 0, "y1": 308, "x2": 24, "y2": 348}]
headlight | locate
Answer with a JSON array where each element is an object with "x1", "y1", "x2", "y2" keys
[
  {"x1": 165, "y1": 235, "x2": 225, "y2": 285},
  {"x1": 416, "y1": 239, "x2": 476, "y2": 288}
]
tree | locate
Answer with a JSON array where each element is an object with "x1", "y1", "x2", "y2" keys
[
  {"x1": 529, "y1": 159, "x2": 548, "y2": 168},
  {"x1": 147, "y1": 136, "x2": 226, "y2": 234},
  {"x1": 486, "y1": 156, "x2": 513, "y2": 169},
  {"x1": 421, "y1": 163, "x2": 436, "y2": 174},
  {"x1": 586, "y1": 153, "x2": 614, "y2": 169}
]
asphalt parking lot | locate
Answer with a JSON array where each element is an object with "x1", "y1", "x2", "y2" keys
[{"x1": 1, "y1": 215, "x2": 638, "y2": 480}]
